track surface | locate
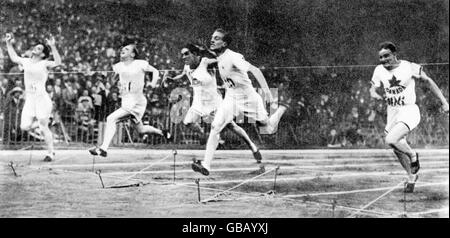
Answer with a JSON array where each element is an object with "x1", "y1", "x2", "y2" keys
[{"x1": 0, "y1": 149, "x2": 448, "y2": 218}]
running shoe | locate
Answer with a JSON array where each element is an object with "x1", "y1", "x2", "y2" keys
[
  {"x1": 410, "y1": 152, "x2": 420, "y2": 175},
  {"x1": 88, "y1": 147, "x2": 107, "y2": 157},
  {"x1": 253, "y1": 149, "x2": 262, "y2": 163},
  {"x1": 191, "y1": 158, "x2": 209, "y2": 176}
]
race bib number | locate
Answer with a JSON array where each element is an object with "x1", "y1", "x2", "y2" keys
[{"x1": 119, "y1": 82, "x2": 132, "y2": 93}]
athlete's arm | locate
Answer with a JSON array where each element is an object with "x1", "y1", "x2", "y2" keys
[
  {"x1": 4, "y1": 33, "x2": 24, "y2": 65},
  {"x1": 144, "y1": 64, "x2": 160, "y2": 88},
  {"x1": 369, "y1": 68, "x2": 384, "y2": 101},
  {"x1": 248, "y1": 64, "x2": 274, "y2": 103},
  {"x1": 161, "y1": 67, "x2": 187, "y2": 87},
  {"x1": 196, "y1": 58, "x2": 218, "y2": 83},
  {"x1": 110, "y1": 72, "x2": 120, "y2": 88},
  {"x1": 45, "y1": 36, "x2": 62, "y2": 68},
  {"x1": 369, "y1": 83, "x2": 384, "y2": 100},
  {"x1": 167, "y1": 68, "x2": 187, "y2": 81},
  {"x1": 171, "y1": 71, "x2": 186, "y2": 80},
  {"x1": 413, "y1": 71, "x2": 449, "y2": 113}
]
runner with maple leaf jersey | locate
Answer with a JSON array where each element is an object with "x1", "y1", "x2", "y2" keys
[{"x1": 370, "y1": 41, "x2": 449, "y2": 193}]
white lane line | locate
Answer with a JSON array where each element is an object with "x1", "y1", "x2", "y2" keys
[
  {"x1": 175, "y1": 168, "x2": 449, "y2": 185},
  {"x1": 284, "y1": 181, "x2": 449, "y2": 198},
  {"x1": 35, "y1": 157, "x2": 449, "y2": 169},
  {"x1": 84, "y1": 160, "x2": 448, "y2": 175}
]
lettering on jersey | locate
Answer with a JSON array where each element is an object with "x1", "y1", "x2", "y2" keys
[
  {"x1": 385, "y1": 87, "x2": 406, "y2": 95},
  {"x1": 386, "y1": 96, "x2": 405, "y2": 106},
  {"x1": 385, "y1": 76, "x2": 406, "y2": 106},
  {"x1": 170, "y1": 87, "x2": 191, "y2": 123}
]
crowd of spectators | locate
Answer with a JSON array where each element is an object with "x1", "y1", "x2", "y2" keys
[{"x1": 0, "y1": 0, "x2": 448, "y2": 147}]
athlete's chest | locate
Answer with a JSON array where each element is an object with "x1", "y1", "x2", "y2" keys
[
  {"x1": 217, "y1": 58, "x2": 240, "y2": 77},
  {"x1": 380, "y1": 66, "x2": 412, "y2": 89},
  {"x1": 24, "y1": 61, "x2": 47, "y2": 75},
  {"x1": 119, "y1": 67, "x2": 142, "y2": 77},
  {"x1": 189, "y1": 67, "x2": 213, "y2": 87},
  {"x1": 117, "y1": 63, "x2": 144, "y2": 78}
]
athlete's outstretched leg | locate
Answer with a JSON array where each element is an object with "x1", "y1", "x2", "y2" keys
[
  {"x1": 259, "y1": 105, "x2": 288, "y2": 134},
  {"x1": 183, "y1": 110, "x2": 204, "y2": 134},
  {"x1": 257, "y1": 91, "x2": 289, "y2": 135},
  {"x1": 203, "y1": 120, "x2": 225, "y2": 171},
  {"x1": 37, "y1": 117, "x2": 54, "y2": 161},
  {"x1": 192, "y1": 106, "x2": 232, "y2": 175},
  {"x1": 136, "y1": 121, "x2": 172, "y2": 141},
  {"x1": 136, "y1": 122, "x2": 163, "y2": 135},
  {"x1": 385, "y1": 123, "x2": 419, "y2": 192},
  {"x1": 226, "y1": 121, "x2": 262, "y2": 163},
  {"x1": 20, "y1": 113, "x2": 35, "y2": 132},
  {"x1": 94, "y1": 108, "x2": 130, "y2": 156}
]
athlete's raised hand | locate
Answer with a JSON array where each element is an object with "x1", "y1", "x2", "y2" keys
[
  {"x1": 45, "y1": 35, "x2": 56, "y2": 47},
  {"x1": 4, "y1": 33, "x2": 15, "y2": 44}
]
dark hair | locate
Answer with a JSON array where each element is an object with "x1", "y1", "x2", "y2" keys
[
  {"x1": 185, "y1": 43, "x2": 201, "y2": 56},
  {"x1": 184, "y1": 43, "x2": 216, "y2": 59},
  {"x1": 121, "y1": 44, "x2": 139, "y2": 59},
  {"x1": 214, "y1": 28, "x2": 232, "y2": 46},
  {"x1": 36, "y1": 42, "x2": 51, "y2": 59},
  {"x1": 131, "y1": 45, "x2": 139, "y2": 59},
  {"x1": 379, "y1": 41, "x2": 397, "y2": 53}
]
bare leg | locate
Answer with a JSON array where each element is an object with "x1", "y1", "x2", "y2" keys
[
  {"x1": 385, "y1": 123, "x2": 416, "y2": 181},
  {"x1": 100, "y1": 108, "x2": 130, "y2": 151},
  {"x1": 136, "y1": 122, "x2": 163, "y2": 136},
  {"x1": 183, "y1": 110, "x2": 204, "y2": 134},
  {"x1": 259, "y1": 105, "x2": 288, "y2": 134},
  {"x1": 226, "y1": 121, "x2": 258, "y2": 152},
  {"x1": 38, "y1": 117, "x2": 54, "y2": 158},
  {"x1": 202, "y1": 110, "x2": 231, "y2": 171}
]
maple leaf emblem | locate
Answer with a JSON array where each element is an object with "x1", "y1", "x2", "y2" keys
[{"x1": 388, "y1": 76, "x2": 401, "y2": 87}]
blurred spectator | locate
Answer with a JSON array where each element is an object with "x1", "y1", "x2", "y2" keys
[
  {"x1": 90, "y1": 85, "x2": 106, "y2": 121},
  {"x1": 346, "y1": 106, "x2": 360, "y2": 124},
  {"x1": 78, "y1": 89, "x2": 93, "y2": 109},
  {"x1": 54, "y1": 77, "x2": 63, "y2": 97},
  {"x1": 75, "y1": 97, "x2": 96, "y2": 143},
  {"x1": 0, "y1": 79, "x2": 7, "y2": 113},
  {"x1": 104, "y1": 81, "x2": 111, "y2": 98},
  {"x1": 0, "y1": 0, "x2": 446, "y2": 147},
  {"x1": 105, "y1": 91, "x2": 120, "y2": 116},
  {"x1": 61, "y1": 80, "x2": 77, "y2": 121},
  {"x1": 14, "y1": 78, "x2": 24, "y2": 89},
  {"x1": 327, "y1": 128, "x2": 342, "y2": 148},
  {"x1": 343, "y1": 122, "x2": 364, "y2": 147},
  {"x1": 3, "y1": 87, "x2": 24, "y2": 144}
]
